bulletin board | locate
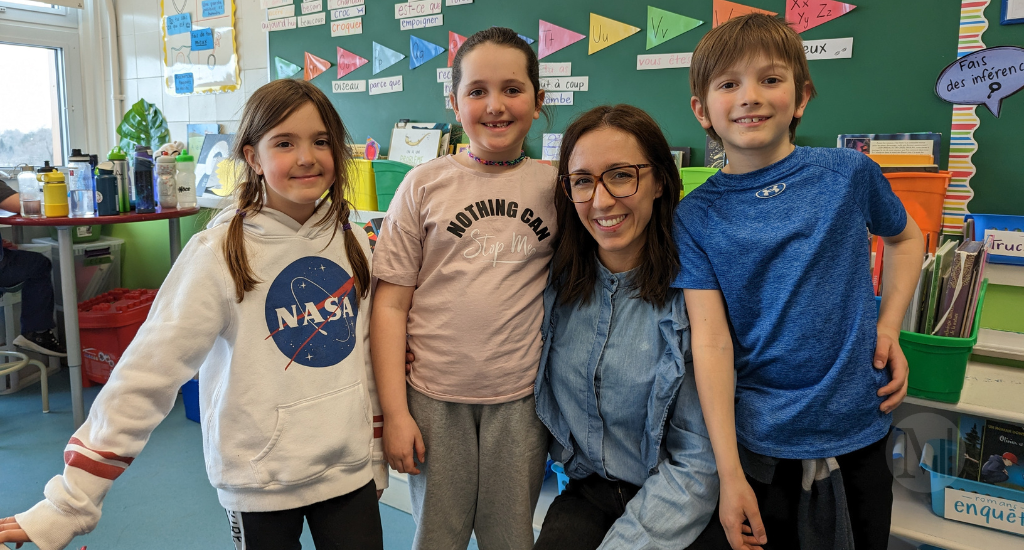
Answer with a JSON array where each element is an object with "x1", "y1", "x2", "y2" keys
[
  {"x1": 267, "y1": 0, "x2": 1024, "y2": 218},
  {"x1": 162, "y1": 0, "x2": 241, "y2": 94}
]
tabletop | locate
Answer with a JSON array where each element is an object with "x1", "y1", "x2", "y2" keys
[{"x1": 1, "y1": 206, "x2": 201, "y2": 226}]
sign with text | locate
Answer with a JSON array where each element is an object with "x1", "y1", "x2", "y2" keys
[
  {"x1": 267, "y1": 5, "x2": 294, "y2": 19},
  {"x1": 166, "y1": 13, "x2": 191, "y2": 35},
  {"x1": 174, "y1": 73, "x2": 195, "y2": 94},
  {"x1": 637, "y1": 53, "x2": 692, "y2": 70},
  {"x1": 191, "y1": 28, "x2": 214, "y2": 51},
  {"x1": 262, "y1": 17, "x2": 297, "y2": 31},
  {"x1": 301, "y1": 1, "x2": 322, "y2": 14},
  {"x1": 437, "y1": 67, "x2": 452, "y2": 82},
  {"x1": 262, "y1": 0, "x2": 291, "y2": 9},
  {"x1": 201, "y1": 0, "x2": 225, "y2": 18},
  {"x1": 331, "y1": 5, "x2": 365, "y2": 19},
  {"x1": 540, "y1": 76, "x2": 588, "y2": 91},
  {"x1": 542, "y1": 133, "x2": 562, "y2": 161},
  {"x1": 369, "y1": 75, "x2": 404, "y2": 95},
  {"x1": 400, "y1": 14, "x2": 443, "y2": 31},
  {"x1": 446, "y1": 0, "x2": 472, "y2": 5},
  {"x1": 543, "y1": 91, "x2": 573, "y2": 105},
  {"x1": 943, "y1": 488, "x2": 1024, "y2": 535},
  {"x1": 539, "y1": 62, "x2": 571, "y2": 77},
  {"x1": 395, "y1": 0, "x2": 441, "y2": 19},
  {"x1": 331, "y1": 17, "x2": 362, "y2": 36},
  {"x1": 333, "y1": 80, "x2": 367, "y2": 93},
  {"x1": 298, "y1": 12, "x2": 325, "y2": 27},
  {"x1": 328, "y1": 0, "x2": 363, "y2": 9},
  {"x1": 985, "y1": 229, "x2": 1024, "y2": 259},
  {"x1": 936, "y1": 46, "x2": 1024, "y2": 117},
  {"x1": 802, "y1": 37, "x2": 853, "y2": 60}
]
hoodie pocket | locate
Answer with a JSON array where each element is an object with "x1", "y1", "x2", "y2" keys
[{"x1": 251, "y1": 383, "x2": 370, "y2": 486}]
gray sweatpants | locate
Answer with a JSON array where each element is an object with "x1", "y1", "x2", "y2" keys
[{"x1": 407, "y1": 386, "x2": 548, "y2": 550}]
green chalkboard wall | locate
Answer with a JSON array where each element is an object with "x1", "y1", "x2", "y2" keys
[{"x1": 269, "y1": 0, "x2": 1023, "y2": 217}]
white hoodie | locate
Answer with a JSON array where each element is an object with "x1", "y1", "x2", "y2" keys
[{"x1": 17, "y1": 206, "x2": 387, "y2": 550}]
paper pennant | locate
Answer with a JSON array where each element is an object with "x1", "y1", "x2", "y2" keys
[
  {"x1": 304, "y1": 52, "x2": 332, "y2": 81},
  {"x1": 410, "y1": 35, "x2": 446, "y2": 69},
  {"x1": 589, "y1": 13, "x2": 641, "y2": 55},
  {"x1": 538, "y1": 20, "x2": 586, "y2": 60},
  {"x1": 274, "y1": 56, "x2": 302, "y2": 80},
  {"x1": 337, "y1": 48, "x2": 368, "y2": 79},
  {"x1": 712, "y1": 0, "x2": 776, "y2": 28},
  {"x1": 518, "y1": 33, "x2": 535, "y2": 45},
  {"x1": 647, "y1": 6, "x2": 703, "y2": 50},
  {"x1": 373, "y1": 42, "x2": 406, "y2": 75},
  {"x1": 786, "y1": 0, "x2": 855, "y2": 33},
  {"x1": 448, "y1": 32, "x2": 468, "y2": 67}
]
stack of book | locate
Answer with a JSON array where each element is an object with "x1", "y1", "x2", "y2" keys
[
  {"x1": 958, "y1": 414, "x2": 1024, "y2": 492},
  {"x1": 899, "y1": 237, "x2": 991, "y2": 337}
]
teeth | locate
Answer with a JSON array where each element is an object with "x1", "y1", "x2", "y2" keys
[
  {"x1": 736, "y1": 117, "x2": 767, "y2": 123},
  {"x1": 596, "y1": 215, "x2": 625, "y2": 227},
  {"x1": 484, "y1": 122, "x2": 511, "y2": 128}
]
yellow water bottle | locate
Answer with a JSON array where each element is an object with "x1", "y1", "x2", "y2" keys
[{"x1": 42, "y1": 171, "x2": 70, "y2": 217}]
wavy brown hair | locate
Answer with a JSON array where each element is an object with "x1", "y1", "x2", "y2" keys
[
  {"x1": 689, "y1": 13, "x2": 816, "y2": 144},
  {"x1": 552, "y1": 105, "x2": 681, "y2": 308},
  {"x1": 226, "y1": 79, "x2": 369, "y2": 303}
]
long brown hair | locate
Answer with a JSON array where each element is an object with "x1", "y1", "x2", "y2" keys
[
  {"x1": 226, "y1": 79, "x2": 369, "y2": 303},
  {"x1": 551, "y1": 105, "x2": 681, "y2": 308}
]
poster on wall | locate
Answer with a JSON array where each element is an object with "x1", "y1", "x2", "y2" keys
[{"x1": 161, "y1": 0, "x2": 241, "y2": 95}]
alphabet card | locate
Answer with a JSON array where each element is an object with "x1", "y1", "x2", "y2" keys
[
  {"x1": 589, "y1": 13, "x2": 640, "y2": 55},
  {"x1": 646, "y1": 6, "x2": 703, "y2": 50},
  {"x1": 786, "y1": 0, "x2": 856, "y2": 33},
  {"x1": 712, "y1": 0, "x2": 776, "y2": 28},
  {"x1": 161, "y1": 0, "x2": 239, "y2": 94}
]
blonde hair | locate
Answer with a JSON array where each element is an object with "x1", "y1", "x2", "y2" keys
[
  {"x1": 689, "y1": 14, "x2": 817, "y2": 143},
  {"x1": 226, "y1": 79, "x2": 369, "y2": 303}
]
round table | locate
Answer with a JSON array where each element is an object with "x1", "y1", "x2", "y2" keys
[{"x1": 3, "y1": 207, "x2": 200, "y2": 428}]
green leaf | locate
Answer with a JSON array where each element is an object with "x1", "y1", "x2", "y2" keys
[{"x1": 116, "y1": 99, "x2": 171, "y2": 152}]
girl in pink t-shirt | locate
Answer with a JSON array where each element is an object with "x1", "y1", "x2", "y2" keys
[{"x1": 371, "y1": 27, "x2": 557, "y2": 550}]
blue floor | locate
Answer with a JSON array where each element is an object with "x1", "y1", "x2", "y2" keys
[{"x1": 0, "y1": 369, "x2": 418, "y2": 549}]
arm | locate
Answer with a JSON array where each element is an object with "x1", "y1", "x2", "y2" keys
[
  {"x1": 598, "y1": 369, "x2": 719, "y2": 549},
  {"x1": 0, "y1": 191, "x2": 19, "y2": 213},
  {"x1": 875, "y1": 216, "x2": 924, "y2": 413},
  {"x1": 360, "y1": 276, "x2": 389, "y2": 498},
  {"x1": 683, "y1": 289, "x2": 765, "y2": 550},
  {"x1": 370, "y1": 280, "x2": 425, "y2": 475}
]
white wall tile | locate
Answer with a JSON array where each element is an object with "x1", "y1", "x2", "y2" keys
[
  {"x1": 118, "y1": 33, "x2": 137, "y2": 80},
  {"x1": 114, "y1": 1, "x2": 134, "y2": 36},
  {"x1": 137, "y1": 76, "x2": 164, "y2": 113},
  {"x1": 168, "y1": 122, "x2": 188, "y2": 144},
  {"x1": 162, "y1": 89, "x2": 190, "y2": 122},
  {"x1": 122, "y1": 78, "x2": 139, "y2": 117},
  {"x1": 221, "y1": 120, "x2": 240, "y2": 134},
  {"x1": 188, "y1": 93, "x2": 218, "y2": 121},
  {"x1": 135, "y1": 31, "x2": 163, "y2": 79},
  {"x1": 131, "y1": 0, "x2": 161, "y2": 34},
  {"x1": 215, "y1": 88, "x2": 246, "y2": 122},
  {"x1": 235, "y1": 16, "x2": 267, "y2": 71},
  {"x1": 243, "y1": 68, "x2": 269, "y2": 97}
]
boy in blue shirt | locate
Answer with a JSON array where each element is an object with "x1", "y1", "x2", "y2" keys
[{"x1": 675, "y1": 14, "x2": 924, "y2": 550}]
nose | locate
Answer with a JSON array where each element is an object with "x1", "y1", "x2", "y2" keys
[
  {"x1": 296, "y1": 142, "x2": 315, "y2": 165},
  {"x1": 591, "y1": 180, "x2": 616, "y2": 210},
  {"x1": 740, "y1": 83, "x2": 763, "y2": 107},
  {"x1": 486, "y1": 95, "x2": 505, "y2": 115}
]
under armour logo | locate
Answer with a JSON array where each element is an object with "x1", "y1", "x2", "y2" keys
[{"x1": 756, "y1": 183, "x2": 787, "y2": 199}]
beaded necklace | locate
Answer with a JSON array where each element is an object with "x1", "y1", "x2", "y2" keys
[{"x1": 467, "y1": 148, "x2": 528, "y2": 167}]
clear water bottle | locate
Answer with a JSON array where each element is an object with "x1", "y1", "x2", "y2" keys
[
  {"x1": 133, "y1": 145, "x2": 156, "y2": 213},
  {"x1": 18, "y1": 166, "x2": 42, "y2": 218},
  {"x1": 175, "y1": 150, "x2": 197, "y2": 208},
  {"x1": 156, "y1": 153, "x2": 178, "y2": 208},
  {"x1": 67, "y1": 149, "x2": 96, "y2": 218}
]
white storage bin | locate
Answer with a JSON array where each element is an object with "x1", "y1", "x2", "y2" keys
[{"x1": 31, "y1": 236, "x2": 124, "y2": 307}]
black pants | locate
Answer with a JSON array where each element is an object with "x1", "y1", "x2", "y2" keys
[
  {"x1": 225, "y1": 481, "x2": 383, "y2": 550},
  {"x1": 687, "y1": 434, "x2": 893, "y2": 550},
  {"x1": 533, "y1": 475, "x2": 641, "y2": 550},
  {"x1": 0, "y1": 248, "x2": 55, "y2": 334}
]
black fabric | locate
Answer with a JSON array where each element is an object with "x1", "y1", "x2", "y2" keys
[
  {"x1": 0, "y1": 248, "x2": 55, "y2": 333},
  {"x1": 533, "y1": 475, "x2": 641, "y2": 550},
  {"x1": 229, "y1": 481, "x2": 383, "y2": 550}
]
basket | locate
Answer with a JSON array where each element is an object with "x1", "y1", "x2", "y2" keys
[
  {"x1": 965, "y1": 214, "x2": 1024, "y2": 266},
  {"x1": 346, "y1": 159, "x2": 378, "y2": 211},
  {"x1": 901, "y1": 280, "x2": 987, "y2": 403},
  {"x1": 78, "y1": 288, "x2": 157, "y2": 385},
  {"x1": 372, "y1": 160, "x2": 413, "y2": 212},
  {"x1": 884, "y1": 171, "x2": 951, "y2": 253},
  {"x1": 679, "y1": 167, "x2": 718, "y2": 198}
]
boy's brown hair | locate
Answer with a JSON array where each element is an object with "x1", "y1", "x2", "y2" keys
[{"x1": 689, "y1": 14, "x2": 817, "y2": 144}]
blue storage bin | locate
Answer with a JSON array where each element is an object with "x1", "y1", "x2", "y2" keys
[
  {"x1": 182, "y1": 379, "x2": 200, "y2": 424},
  {"x1": 550, "y1": 462, "x2": 570, "y2": 495},
  {"x1": 965, "y1": 214, "x2": 1024, "y2": 266}
]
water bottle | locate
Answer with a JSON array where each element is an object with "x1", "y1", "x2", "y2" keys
[
  {"x1": 156, "y1": 153, "x2": 178, "y2": 208},
  {"x1": 41, "y1": 171, "x2": 69, "y2": 218},
  {"x1": 133, "y1": 145, "x2": 156, "y2": 213},
  {"x1": 36, "y1": 161, "x2": 56, "y2": 214},
  {"x1": 67, "y1": 149, "x2": 97, "y2": 218},
  {"x1": 95, "y1": 163, "x2": 120, "y2": 216},
  {"x1": 108, "y1": 146, "x2": 131, "y2": 213},
  {"x1": 175, "y1": 150, "x2": 197, "y2": 208},
  {"x1": 18, "y1": 166, "x2": 42, "y2": 218}
]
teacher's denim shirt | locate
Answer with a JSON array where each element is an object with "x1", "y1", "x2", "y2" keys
[{"x1": 535, "y1": 266, "x2": 719, "y2": 549}]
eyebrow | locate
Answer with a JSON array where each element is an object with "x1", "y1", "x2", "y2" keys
[
  {"x1": 462, "y1": 78, "x2": 529, "y2": 88},
  {"x1": 569, "y1": 162, "x2": 637, "y2": 174},
  {"x1": 267, "y1": 131, "x2": 330, "y2": 140}
]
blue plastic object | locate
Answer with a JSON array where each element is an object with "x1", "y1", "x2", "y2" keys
[
  {"x1": 182, "y1": 379, "x2": 200, "y2": 424},
  {"x1": 965, "y1": 214, "x2": 1024, "y2": 266},
  {"x1": 919, "y1": 439, "x2": 1024, "y2": 529},
  {"x1": 550, "y1": 462, "x2": 569, "y2": 495}
]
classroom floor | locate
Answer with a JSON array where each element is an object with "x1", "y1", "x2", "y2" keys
[{"x1": 0, "y1": 369, "x2": 475, "y2": 550}]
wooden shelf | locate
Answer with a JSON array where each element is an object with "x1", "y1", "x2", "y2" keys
[
  {"x1": 983, "y1": 263, "x2": 1024, "y2": 287},
  {"x1": 890, "y1": 482, "x2": 1023, "y2": 549},
  {"x1": 904, "y1": 361, "x2": 1024, "y2": 424},
  {"x1": 974, "y1": 329, "x2": 1024, "y2": 363}
]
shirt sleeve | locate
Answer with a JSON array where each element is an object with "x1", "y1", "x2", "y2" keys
[
  {"x1": 671, "y1": 200, "x2": 719, "y2": 290},
  {"x1": 0, "y1": 179, "x2": 17, "y2": 205},
  {"x1": 854, "y1": 155, "x2": 908, "y2": 238},
  {"x1": 371, "y1": 173, "x2": 423, "y2": 287}
]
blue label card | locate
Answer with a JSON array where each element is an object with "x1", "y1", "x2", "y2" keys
[
  {"x1": 201, "y1": 0, "x2": 225, "y2": 18},
  {"x1": 166, "y1": 13, "x2": 192, "y2": 35},
  {"x1": 191, "y1": 28, "x2": 214, "y2": 51},
  {"x1": 174, "y1": 73, "x2": 195, "y2": 94}
]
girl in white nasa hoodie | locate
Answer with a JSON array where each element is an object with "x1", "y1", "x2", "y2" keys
[{"x1": 1, "y1": 80, "x2": 387, "y2": 550}]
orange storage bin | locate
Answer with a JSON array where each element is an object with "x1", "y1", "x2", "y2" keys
[
  {"x1": 78, "y1": 288, "x2": 157, "y2": 385},
  {"x1": 884, "y1": 171, "x2": 951, "y2": 253}
]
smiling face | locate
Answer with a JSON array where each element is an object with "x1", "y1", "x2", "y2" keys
[
  {"x1": 691, "y1": 54, "x2": 811, "y2": 174},
  {"x1": 243, "y1": 101, "x2": 335, "y2": 224},
  {"x1": 568, "y1": 127, "x2": 662, "y2": 273},
  {"x1": 451, "y1": 42, "x2": 543, "y2": 163}
]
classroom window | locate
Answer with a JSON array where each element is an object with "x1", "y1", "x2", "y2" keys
[
  {"x1": 0, "y1": 0, "x2": 65, "y2": 16},
  {"x1": 0, "y1": 42, "x2": 69, "y2": 168}
]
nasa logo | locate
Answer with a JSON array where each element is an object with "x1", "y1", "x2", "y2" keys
[
  {"x1": 755, "y1": 183, "x2": 787, "y2": 199},
  {"x1": 264, "y1": 256, "x2": 358, "y2": 369}
]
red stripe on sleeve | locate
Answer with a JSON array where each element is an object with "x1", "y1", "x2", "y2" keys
[
  {"x1": 373, "y1": 427, "x2": 383, "y2": 438},
  {"x1": 373, "y1": 415, "x2": 384, "y2": 423},
  {"x1": 64, "y1": 451, "x2": 127, "y2": 481},
  {"x1": 68, "y1": 437, "x2": 135, "y2": 465}
]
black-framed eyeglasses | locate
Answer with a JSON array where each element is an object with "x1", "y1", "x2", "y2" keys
[{"x1": 559, "y1": 164, "x2": 652, "y2": 203}]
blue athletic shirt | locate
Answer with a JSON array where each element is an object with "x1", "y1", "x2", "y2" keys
[{"x1": 672, "y1": 146, "x2": 907, "y2": 459}]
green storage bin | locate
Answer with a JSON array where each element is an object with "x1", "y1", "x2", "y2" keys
[
  {"x1": 901, "y1": 279, "x2": 988, "y2": 403},
  {"x1": 49, "y1": 225, "x2": 101, "y2": 243},
  {"x1": 680, "y1": 167, "x2": 719, "y2": 197},
  {"x1": 372, "y1": 160, "x2": 413, "y2": 212}
]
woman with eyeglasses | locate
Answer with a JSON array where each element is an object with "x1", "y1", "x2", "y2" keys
[{"x1": 533, "y1": 104, "x2": 719, "y2": 550}]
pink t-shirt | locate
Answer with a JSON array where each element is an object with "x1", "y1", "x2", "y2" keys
[{"x1": 372, "y1": 156, "x2": 558, "y2": 404}]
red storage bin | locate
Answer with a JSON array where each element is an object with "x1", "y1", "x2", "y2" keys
[{"x1": 78, "y1": 288, "x2": 157, "y2": 385}]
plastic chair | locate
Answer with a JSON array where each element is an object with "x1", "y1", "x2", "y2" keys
[
  {"x1": 0, "y1": 351, "x2": 49, "y2": 412},
  {"x1": 0, "y1": 283, "x2": 23, "y2": 354}
]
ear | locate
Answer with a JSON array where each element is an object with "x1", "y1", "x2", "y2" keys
[
  {"x1": 794, "y1": 80, "x2": 813, "y2": 119},
  {"x1": 533, "y1": 89, "x2": 545, "y2": 120},
  {"x1": 450, "y1": 93, "x2": 461, "y2": 123},
  {"x1": 654, "y1": 177, "x2": 664, "y2": 199},
  {"x1": 690, "y1": 96, "x2": 713, "y2": 130},
  {"x1": 242, "y1": 144, "x2": 263, "y2": 175}
]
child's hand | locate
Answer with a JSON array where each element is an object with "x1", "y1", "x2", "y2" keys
[
  {"x1": 0, "y1": 516, "x2": 29, "y2": 548},
  {"x1": 383, "y1": 413, "x2": 425, "y2": 475},
  {"x1": 875, "y1": 327, "x2": 909, "y2": 414},
  {"x1": 719, "y1": 476, "x2": 767, "y2": 550}
]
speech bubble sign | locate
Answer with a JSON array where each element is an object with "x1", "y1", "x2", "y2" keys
[{"x1": 935, "y1": 46, "x2": 1024, "y2": 117}]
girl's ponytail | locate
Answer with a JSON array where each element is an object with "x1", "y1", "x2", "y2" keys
[{"x1": 339, "y1": 200, "x2": 370, "y2": 299}]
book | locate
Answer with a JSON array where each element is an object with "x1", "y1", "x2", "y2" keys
[
  {"x1": 903, "y1": 254, "x2": 934, "y2": 332},
  {"x1": 837, "y1": 132, "x2": 942, "y2": 164},
  {"x1": 704, "y1": 135, "x2": 726, "y2": 168},
  {"x1": 960, "y1": 236, "x2": 992, "y2": 337},
  {"x1": 958, "y1": 414, "x2": 986, "y2": 481},
  {"x1": 922, "y1": 240, "x2": 957, "y2": 335},
  {"x1": 977, "y1": 419, "x2": 1024, "y2": 491},
  {"x1": 933, "y1": 240, "x2": 984, "y2": 337}
]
